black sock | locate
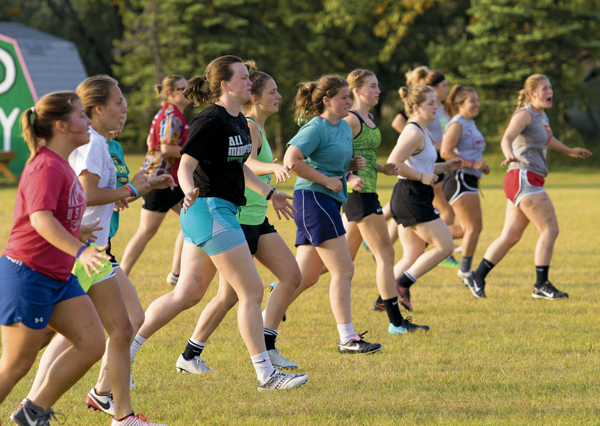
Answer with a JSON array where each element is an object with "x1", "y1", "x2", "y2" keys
[
  {"x1": 461, "y1": 256, "x2": 473, "y2": 273},
  {"x1": 182, "y1": 339, "x2": 203, "y2": 360},
  {"x1": 382, "y1": 297, "x2": 404, "y2": 327},
  {"x1": 264, "y1": 328, "x2": 278, "y2": 351},
  {"x1": 118, "y1": 413, "x2": 135, "y2": 421},
  {"x1": 535, "y1": 266, "x2": 549, "y2": 287},
  {"x1": 398, "y1": 272, "x2": 417, "y2": 290},
  {"x1": 376, "y1": 295, "x2": 383, "y2": 304},
  {"x1": 474, "y1": 258, "x2": 495, "y2": 280}
]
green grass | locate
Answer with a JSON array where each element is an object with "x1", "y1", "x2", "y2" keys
[{"x1": 1, "y1": 154, "x2": 599, "y2": 425}]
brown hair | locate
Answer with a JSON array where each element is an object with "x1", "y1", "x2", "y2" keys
[
  {"x1": 242, "y1": 62, "x2": 275, "y2": 112},
  {"x1": 21, "y1": 91, "x2": 81, "y2": 163},
  {"x1": 154, "y1": 75, "x2": 186, "y2": 100},
  {"x1": 399, "y1": 85, "x2": 435, "y2": 117},
  {"x1": 76, "y1": 75, "x2": 119, "y2": 117},
  {"x1": 294, "y1": 75, "x2": 349, "y2": 125},
  {"x1": 183, "y1": 55, "x2": 244, "y2": 106},
  {"x1": 446, "y1": 85, "x2": 477, "y2": 117},
  {"x1": 347, "y1": 69, "x2": 375, "y2": 100},
  {"x1": 517, "y1": 74, "x2": 549, "y2": 110},
  {"x1": 405, "y1": 66, "x2": 430, "y2": 89},
  {"x1": 424, "y1": 70, "x2": 446, "y2": 87}
]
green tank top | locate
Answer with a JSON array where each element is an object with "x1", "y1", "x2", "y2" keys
[
  {"x1": 238, "y1": 117, "x2": 273, "y2": 225},
  {"x1": 349, "y1": 110, "x2": 381, "y2": 193}
]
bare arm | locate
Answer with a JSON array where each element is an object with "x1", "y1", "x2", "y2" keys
[
  {"x1": 284, "y1": 145, "x2": 343, "y2": 193},
  {"x1": 160, "y1": 144, "x2": 182, "y2": 158},
  {"x1": 243, "y1": 164, "x2": 296, "y2": 220},
  {"x1": 441, "y1": 122, "x2": 487, "y2": 171},
  {"x1": 548, "y1": 137, "x2": 592, "y2": 158},
  {"x1": 499, "y1": 110, "x2": 531, "y2": 166},
  {"x1": 178, "y1": 154, "x2": 200, "y2": 212},
  {"x1": 244, "y1": 122, "x2": 291, "y2": 183},
  {"x1": 343, "y1": 113, "x2": 362, "y2": 138},
  {"x1": 387, "y1": 127, "x2": 430, "y2": 182},
  {"x1": 78, "y1": 170, "x2": 149, "y2": 206},
  {"x1": 392, "y1": 113, "x2": 407, "y2": 134}
]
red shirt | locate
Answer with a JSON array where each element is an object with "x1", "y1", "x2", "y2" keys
[{"x1": 3, "y1": 147, "x2": 87, "y2": 281}]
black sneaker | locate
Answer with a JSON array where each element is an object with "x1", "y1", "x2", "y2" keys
[
  {"x1": 389, "y1": 316, "x2": 430, "y2": 334},
  {"x1": 470, "y1": 274, "x2": 487, "y2": 299},
  {"x1": 532, "y1": 281, "x2": 568, "y2": 299},
  {"x1": 371, "y1": 298, "x2": 385, "y2": 311},
  {"x1": 11, "y1": 400, "x2": 65, "y2": 426},
  {"x1": 338, "y1": 331, "x2": 382, "y2": 354}
]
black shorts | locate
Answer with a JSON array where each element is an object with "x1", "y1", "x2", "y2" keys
[
  {"x1": 240, "y1": 217, "x2": 277, "y2": 255},
  {"x1": 435, "y1": 151, "x2": 445, "y2": 183},
  {"x1": 342, "y1": 192, "x2": 383, "y2": 222},
  {"x1": 390, "y1": 180, "x2": 439, "y2": 227},
  {"x1": 142, "y1": 186, "x2": 184, "y2": 213},
  {"x1": 106, "y1": 238, "x2": 119, "y2": 268},
  {"x1": 442, "y1": 170, "x2": 479, "y2": 205}
]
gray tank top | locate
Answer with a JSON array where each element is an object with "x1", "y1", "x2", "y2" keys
[
  {"x1": 508, "y1": 104, "x2": 552, "y2": 177},
  {"x1": 427, "y1": 107, "x2": 450, "y2": 143},
  {"x1": 399, "y1": 122, "x2": 437, "y2": 179},
  {"x1": 444, "y1": 114, "x2": 486, "y2": 178}
]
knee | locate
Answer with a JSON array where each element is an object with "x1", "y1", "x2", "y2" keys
[
  {"x1": 439, "y1": 237, "x2": 454, "y2": 258},
  {"x1": 332, "y1": 263, "x2": 354, "y2": 283},
  {"x1": 215, "y1": 291, "x2": 239, "y2": 310},
  {"x1": 374, "y1": 246, "x2": 395, "y2": 267},
  {"x1": 106, "y1": 318, "x2": 134, "y2": 344},
  {"x1": 85, "y1": 335, "x2": 107, "y2": 363},
  {"x1": 129, "y1": 310, "x2": 145, "y2": 334},
  {"x1": 502, "y1": 231, "x2": 522, "y2": 247},
  {"x1": 0, "y1": 357, "x2": 36, "y2": 383},
  {"x1": 544, "y1": 223, "x2": 559, "y2": 241}
]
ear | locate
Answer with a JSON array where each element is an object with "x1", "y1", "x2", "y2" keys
[
  {"x1": 323, "y1": 96, "x2": 330, "y2": 107},
  {"x1": 252, "y1": 94, "x2": 260, "y2": 105},
  {"x1": 221, "y1": 80, "x2": 229, "y2": 92},
  {"x1": 94, "y1": 104, "x2": 103, "y2": 117},
  {"x1": 55, "y1": 119, "x2": 68, "y2": 134},
  {"x1": 353, "y1": 87, "x2": 361, "y2": 98}
]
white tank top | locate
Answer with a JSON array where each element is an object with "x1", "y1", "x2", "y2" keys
[{"x1": 398, "y1": 122, "x2": 437, "y2": 179}]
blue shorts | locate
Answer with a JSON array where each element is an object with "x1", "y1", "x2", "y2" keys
[
  {"x1": 293, "y1": 190, "x2": 345, "y2": 247},
  {"x1": 181, "y1": 197, "x2": 246, "y2": 256},
  {"x1": 0, "y1": 256, "x2": 86, "y2": 329}
]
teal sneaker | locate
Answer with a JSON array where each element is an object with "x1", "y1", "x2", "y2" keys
[
  {"x1": 439, "y1": 255, "x2": 460, "y2": 268},
  {"x1": 388, "y1": 317, "x2": 430, "y2": 334}
]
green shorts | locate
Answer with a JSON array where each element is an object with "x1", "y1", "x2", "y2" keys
[{"x1": 71, "y1": 244, "x2": 115, "y2": 292}]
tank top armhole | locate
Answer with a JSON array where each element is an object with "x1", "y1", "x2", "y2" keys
[
  {"x1": 348, "y1": 110, "x2": 363, "y2": 139},
  {"x1": 405, "y1": 122, "x2": 433, "y2": 155},
  {"x1": 246, "y1": 117, "x2": 266, "y2": 150}
]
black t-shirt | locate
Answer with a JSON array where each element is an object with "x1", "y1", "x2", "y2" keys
[{"x1": 181, "y1": 104, "x2": 252, "y2": 206}]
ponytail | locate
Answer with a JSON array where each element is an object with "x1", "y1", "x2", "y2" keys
[
  {"x1": 517, "y1": 74, "x2": 549, "y2": 110},
  {"x1": 293, "y1": 75, "x2": 348, "y2": 125},
  {"x1": 21, "y1": 109, "x2": 38, "y2": 164},
  {"x1": 184, "y1": 55, "x2": 244, "y2": 106}
]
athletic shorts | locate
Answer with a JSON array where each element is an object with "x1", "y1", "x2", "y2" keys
[
  {"x1": 240, "y1": 217, "x2": 277, "y2": 255},
  {"x1": 435, "y1": 151, "x2": 446, "y2": 183},
  {"x1": 503, "y1": 169, "x2": 545, "y2": 207},
  {"x1": 142, "y1": 186, "x2": 184, "y2": 213},
  {"x1": 0, "y1": 256, "x2": 86, "y2": 329},
  {"x1": 443, "y1": 170, "x2": 479, "y2": 205},
  {"x1": 181, "y1": 197, "x2": 246, "y2": 256},
  {"x1": 293, "y1": 190, "x2": 346, "y2": 247},
  {"x1": 72, "y1": 244, "x2": 115, "y2": 293},
  {"x1": 106, "y1": 238, "x2": 120, "y2": 269},
  {"x1": 342, "y1": 192, "x2": 383, "y2": 222},
  {"x1": 390, "y1": 180, "x2": 439, "y2": 227}
]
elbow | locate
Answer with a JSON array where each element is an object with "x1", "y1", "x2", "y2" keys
[{"x1": 440, "y1": 150, "x2": 452, "y2": 162}]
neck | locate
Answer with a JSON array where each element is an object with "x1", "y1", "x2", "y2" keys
[
  {"x1": 216, "y1": 96, "x2": 242, "y2": 117},
  {"x1": 169, "y1": 101, "x2": 187, "y2": 114},
  {"x1": 460, "y1": 111, "x2": 474, "y2": 120},
  {"x1": 531, "y1": 103, "x2": 544, "y2": 113},
  {"x1": 320, "y1": 110, "x2": 341, "y2": 125},
  {"x1": 410, "y1": 115, "x2": 433, "y2": 128},
  {"x1": 352, "y1": 101, "x2": 372, "y2": 118},
  {"x1": 91, "y1": 121, "x2": 112, "y2": 141},
  {"x1": 44, "y1": 138, "x2": 74, "y2": 162},
  {"x1": 247, "y1": 109, "x2": 269, "y2": 128}
]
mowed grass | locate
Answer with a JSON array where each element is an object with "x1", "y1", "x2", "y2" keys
[{"x1": 1, "y1": 154, "x2": 599, "y2": 425}]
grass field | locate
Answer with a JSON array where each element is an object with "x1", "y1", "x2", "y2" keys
[{"x1": 1, "y1": 154, "x2": 599, "y2": 425}]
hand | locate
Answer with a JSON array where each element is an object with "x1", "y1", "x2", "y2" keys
[
  {"x1": 150, "y1": 174, "x2": 176, "y2": 190},
  {"x1": 130, "y1": 169, "x2": 151, "y2": 194},
  {"x1": 446, "y1": 157, "x2": 463, "y2": 172},
  {"x1": 481, "y1": 164, "x2": 491, "y2": 175},
  {"x1": 113, "y1": 199, "x2": 129, "y2": 211},
  {"x1": 182, "y1": 188, "x2": 199, "y2": 213},
  {"x1": 269, "y1": 190, "x2": 297, "y2": 220},
  {"x1": 353, "y1": 156, "x2": 366, "y2": 171},
  {"x1": 568, "y1": 147, "x2": 592, "y2": 159},
  {"x1": 383, "y1": 163, "x2": 400, "y2": 176},
  {"x1": 78, "y1": 218, "x2": 102, "y2": 243},
  {"x1": 420, "y1": 173, "x2": 438, "y2": 186},
  {"x1": 271, "y1": 159, "x2": 291, "y2": 184},
  {"x1": 347, "y1": 174, "x2": 365, "y2": 191},
  {"x1": 324, "y1": 176, "x2": 343, "y2": 193},
  {"x1": 472, "y1": 159, "x2": 487, "y2": 170},
  {"x1": 79, "y1": 243, "x2": 111, "y2": 278},
  {"x1": 500, "y1": 155, "x2": 521, "y2": 166}
]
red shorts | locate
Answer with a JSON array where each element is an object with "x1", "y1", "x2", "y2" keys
[{"x1": 503, "y1": 169, "x2": 545, "y2": 207}]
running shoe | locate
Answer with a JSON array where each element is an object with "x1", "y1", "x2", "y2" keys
[
  {"x1": 175, "y1": 354, "x2": 214, "y2": 374},
  {"x1": 532, "y1": 281, "x2": 568, "y2": 299},
  {"x1": 454, "y1": 244, "x2": 462, "y2": 253},
  {"x1": 396, "y1": 285, "x2": 413, "y2": 312},
  {"x1": 85, "y1": 388, "x2": 115, "y2": 416},
  {"x1": 371, "y1": 298, "x2": 385, "y2": 311},
  {"x1": 457, "y1": 269, "x2": 473, "y2": 288},
  {"x1": 257, "y1": 370, "x2": 308, "y2": 391},
  {"x1": 438, "y1": 255, "x2": 460, "y2": 268},
  {"x1": 11, "y1": 400, "x2": 64, "y2": 426},
  {"x1": 268, "y1": 348, "x2": 297, "y2": 370},
  {"x1": 166, "y1": 272, "x2": 179, "y2": 286},
  {"x1": 470, "y1": 275, "x2": 487, "y2": 299},
  {"x1": 388, "y1": 317, "x2": 430, "y2": 334},
  {"x1": 268, "y1": 281, "x2": 286, "y2": 322},
  {"x1": 338, "y1": 331, "x2": 382, "y2": 354},
  {"x1": 111, "y1": 413, "x2": 167, "y2": 426}
]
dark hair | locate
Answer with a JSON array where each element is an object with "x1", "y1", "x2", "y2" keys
[
  {"x1": 424, "y1": 70, "x2": 446, "y2": 87},
  {"x1": 21, "y1": 91, "x2": 81, "y2": 163},
  {"x1": 294, "y1": 75, "x2": 349, "y2": 125},
  {"x1": 183, "y1": 55, "x2": 244, "y2": 106},
  {"x1": 399, "y1": 85, "x2": 435, "y2": 117},
  {"x1": 154, "y1": 75, "x2": 186, "y2": 100},
  {"x1": 76, "y1": 75, "x2": 119, "y2": 117},
  {"x1": 242, "y1": 62, "x2": 275, "y2": 112},
  {"x1": 446, "y1": 85, "x2": 477, "y2": 117},
  {"x1": 347, "y1": 69, "x2": 375, "y2": 100}
]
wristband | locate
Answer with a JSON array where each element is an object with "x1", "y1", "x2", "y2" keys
[
  {"x1": 76, "y1": 240, "x2": 91, "y2": 259},
  {"x1": 469, "y1": 159, "x2": 475, "y2": 169},
  {"x1": 124, "y1": 184, "x2": 135, "y2": 197},
  {"x1": 266, "y1": 187, "x2": 276, "y2": 201},
  {"x1": 126, "y1": 183, "x2": 139, "y2": 197}
]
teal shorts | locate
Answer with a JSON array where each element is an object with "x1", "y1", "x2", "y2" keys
[{"x1": 180, "y1": 197, "x2": 246, "y2": 256}]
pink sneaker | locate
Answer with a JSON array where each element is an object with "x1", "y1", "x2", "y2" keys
[{"x1": 111, "y1": 413, "x2": 167, "y2": 426}]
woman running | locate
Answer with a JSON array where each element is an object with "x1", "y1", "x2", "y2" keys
[
  {"x1": 129, "y1": 55, "x2": 307, "y2": 391},
  {"x1": 440, "y1": 85, "x2": 489, "y2": 296},
  {"x1": 471, "y1": 74, "x2": 591, "y2": 299},
  {"x1": 388, "y1": 85, "x2": 463, "y2": 312},
  {"x1": 1, "y1": 92, "x2": 107, "y2": 426},
  {"x1": 174, "y1": 66, "x2": 301, "y2": 373},
  {"x1": 283, "y1": 75, "x2": 383, "y2": 352},
  {"x1": 121, "y1": 75, "x2": 190, "y2": 284}
]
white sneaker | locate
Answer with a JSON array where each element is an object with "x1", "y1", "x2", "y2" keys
[
  {"x1": 175, "y1": 354, "x2": 215, "y2": 374},
  {"x1": 111, "y1": 413, "x2": 167, "y2": 426},
  {"x1": 166, "y1": 272, "x2": 179, "y2": 286},
  {"x1": 457, "y1": 269, "x2": 472, "y2": 287},
  {"x1": 85, "y1": 388, "x2": 115, "y2": 416},
  {"x1": 257, "y1": 370, "x2": 308, "y2": 391},
  {"x1": 268, "y1": 348, "x2": 297, "y2": 369}
]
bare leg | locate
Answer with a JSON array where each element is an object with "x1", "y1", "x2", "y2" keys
[
  {"x1": 481, "y1": 200, "x2": 530, "y2": 266},
  {"x1": 290, "y1": 245, "x2": 325, "y2": 304},
  {"x1": 171, "y1": 231, "x2": 184, "y2": 276},
  {"x1": 518, "y1": 192, "x2": 559, "y2": 266},
  {"x1": 191, "y1": 275, "x2": 239, "y2": 343},
  {"x1": 357, "y1": 214, "x2": 396, "y2": 299},
  {"x1": 120, "y1": 209, "x2": 168, "y2": 276},
  {"x1": 321, "y1": 214, "x2": 362, "y2": 275},
  {"x1": 452, "y1": 194, "x2": 483, "y2": 258}
]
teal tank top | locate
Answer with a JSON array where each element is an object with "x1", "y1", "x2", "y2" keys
[
  {"x1": 348, "y1": 110, "x2": 381, "y2": 193},
  {"x1": 237, "y1": 118, "x2": 273, "y2": 225}
]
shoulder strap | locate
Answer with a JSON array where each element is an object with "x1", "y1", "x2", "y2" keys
[{"x1": 246, "y1": 117, "x2": 266, "y2": 142}]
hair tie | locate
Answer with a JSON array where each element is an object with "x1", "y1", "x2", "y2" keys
[{"x1": 30, "y1": 107, "x2": 35, "y2": 114}]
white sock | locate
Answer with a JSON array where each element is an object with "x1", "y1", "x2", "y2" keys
[
  {"x1": 337, "y1": 322, "x2": 355, "y2": 342},
  {"x1": 251, "y1": 351, "x2": 276, "y2": 383},
  {"x1": 188, "y1": 338, "x2": 205, "y2": 349},
  {"x1": 130, "y1": 334, "x2": 147, "y2": 361},
  {"x1": 405, "y1": 270, "x2": 417, "y2": 283}
]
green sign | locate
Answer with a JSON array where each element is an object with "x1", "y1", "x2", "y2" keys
[{"x1": 0, "y1": 36, "x2": 36, "y2": 177}]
